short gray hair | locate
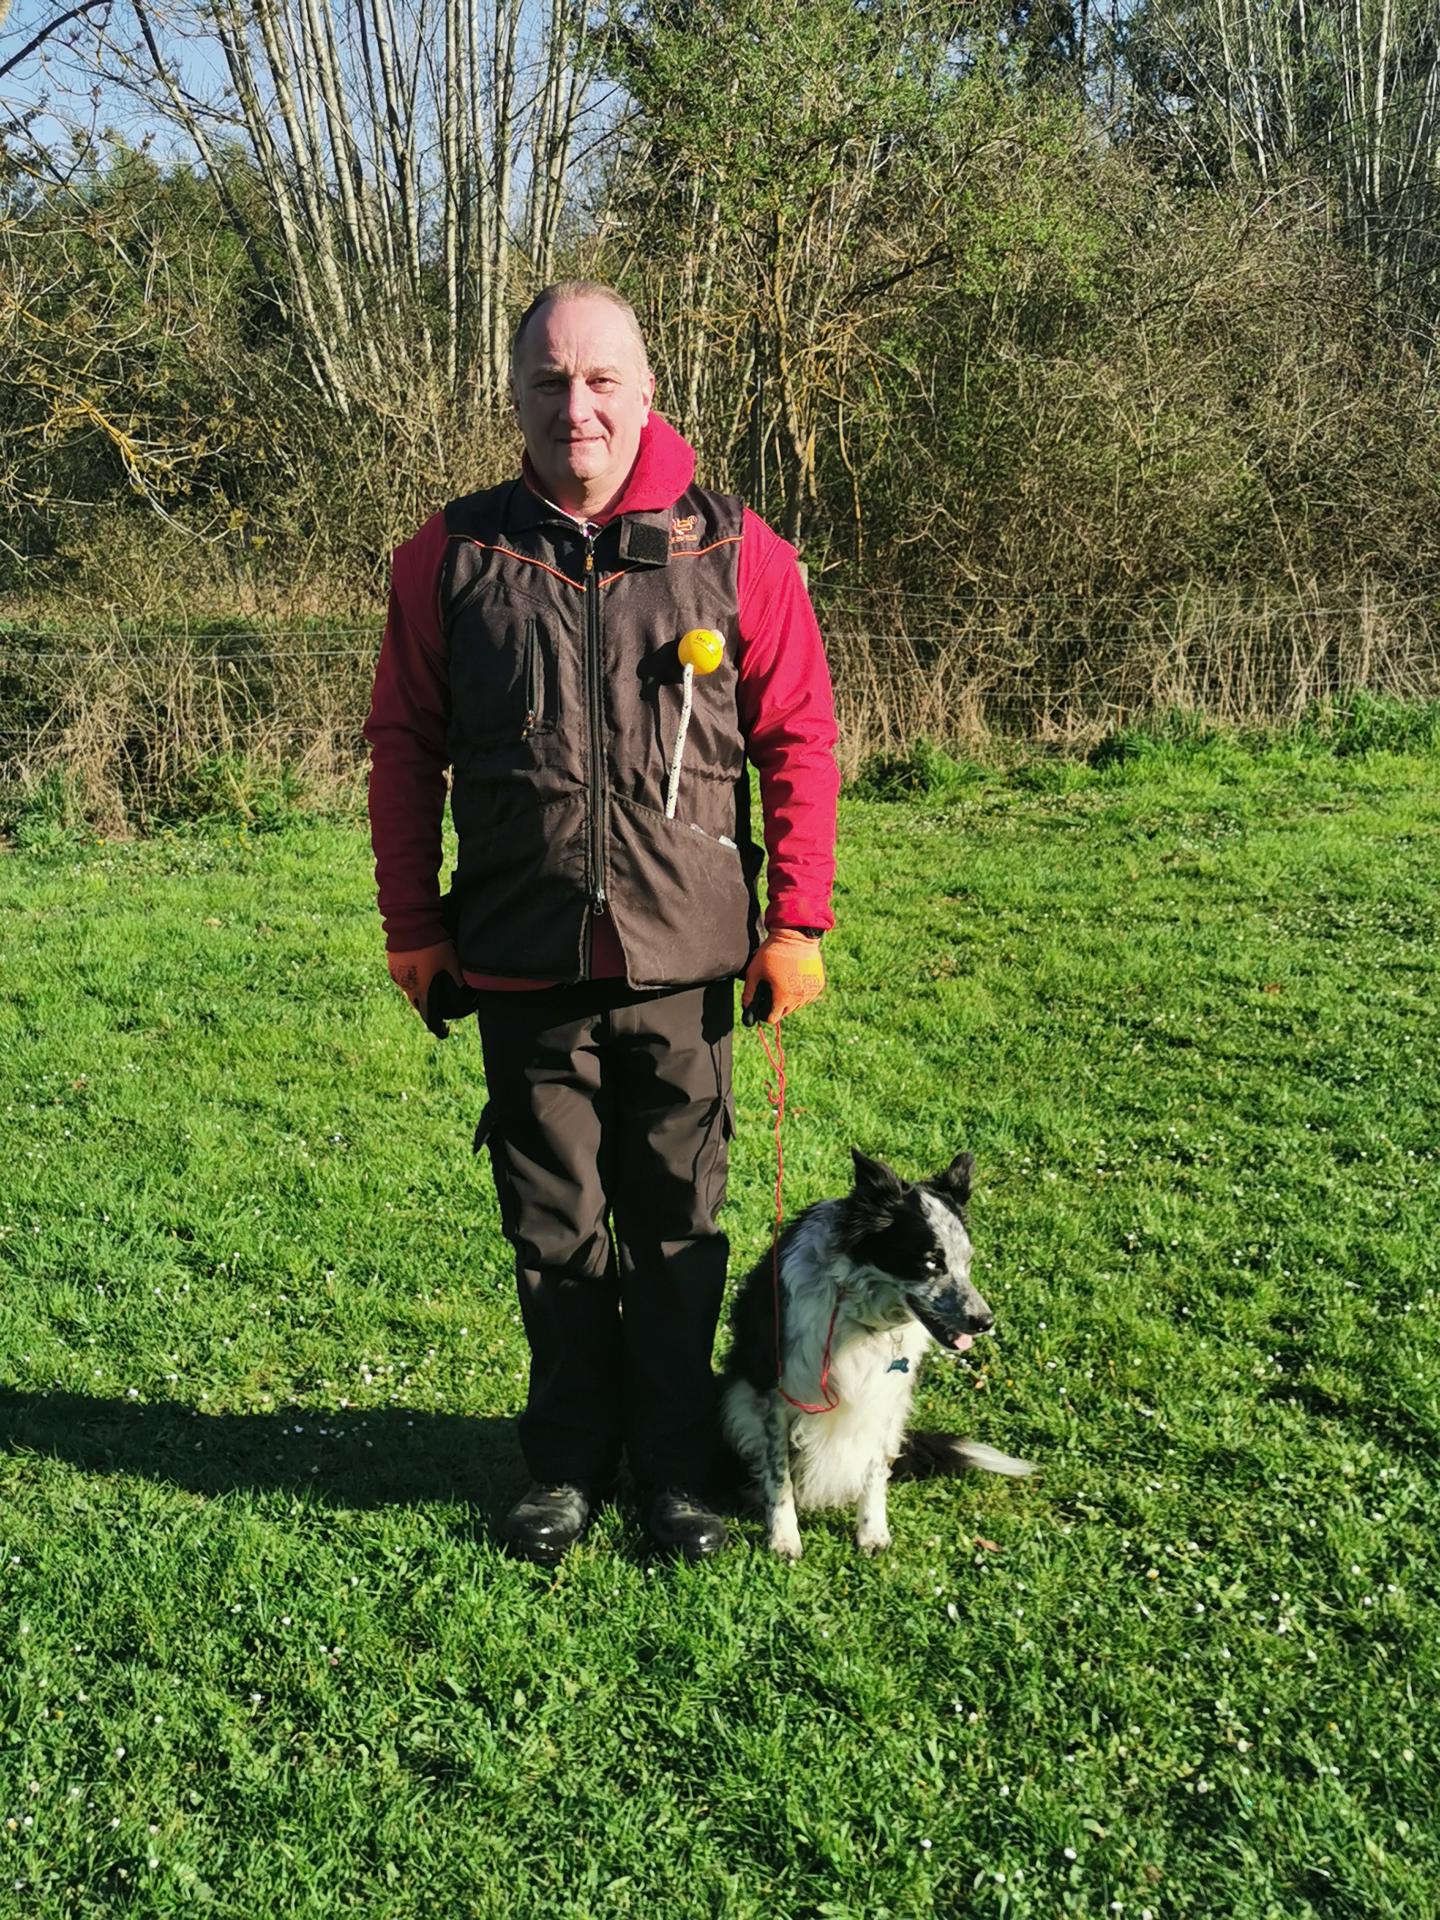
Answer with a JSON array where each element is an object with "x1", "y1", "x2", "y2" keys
[{"x1": 509, "y1": 281, "x2": 650, "y2": 377}]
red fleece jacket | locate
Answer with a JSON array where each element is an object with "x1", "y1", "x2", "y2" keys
[{"x1": 365, "y1": 416, "x2": 839, "y2": 985}]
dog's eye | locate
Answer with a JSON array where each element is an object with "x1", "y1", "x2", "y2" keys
[{"x1": 924, "y1": 1254, "x2": 942, "y2": 1272}]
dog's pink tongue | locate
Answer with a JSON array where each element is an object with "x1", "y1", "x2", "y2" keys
[{"x1": 952, "y1": 1333, "x2": 975, "y2": 1353}]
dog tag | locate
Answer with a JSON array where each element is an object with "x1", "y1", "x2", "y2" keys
[{"x1": 887, "y1": 1357, "x2": 910, "y2": 1374}]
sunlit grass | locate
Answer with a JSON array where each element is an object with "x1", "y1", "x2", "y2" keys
[{"x1": 2, "y1": 734, "x2": 1437, "y2": 1917}]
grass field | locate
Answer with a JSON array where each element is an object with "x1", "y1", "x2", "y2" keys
[{"x1": 2, "y1": 727, "x2": 1438, "y2": 1918}]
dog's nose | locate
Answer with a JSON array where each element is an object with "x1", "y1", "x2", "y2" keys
[{"x1": 972, "y1": 1308, "x2": 995, "y2": 1335}]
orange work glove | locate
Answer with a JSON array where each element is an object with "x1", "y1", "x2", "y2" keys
[
  {"x1": 388, "y1": 942, "x2": 467, "y2": 1038},
  {"x1": 741, "y1": 930, "x2": 826, "y2": 1027}
]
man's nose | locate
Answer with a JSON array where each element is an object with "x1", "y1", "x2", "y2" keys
[{"x1": 562, "y1": 378, "x2": 595, "y2": 423}]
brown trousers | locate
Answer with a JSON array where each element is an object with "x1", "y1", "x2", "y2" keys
[{"x1": 474, "y1": 977, "x2": 734, "y2": 1492}]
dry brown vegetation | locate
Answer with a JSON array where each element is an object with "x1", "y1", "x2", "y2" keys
[
  {"x1": 5, "y1": 572, "x2": 1436, "y2": 832},
  {"x1": 3, "y1": 0, "x2": 1439, "y2": 826}
]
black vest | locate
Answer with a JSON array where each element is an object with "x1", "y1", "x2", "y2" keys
[{"x1": 439, "y1": 479, "x2": 761, "y2": 988}]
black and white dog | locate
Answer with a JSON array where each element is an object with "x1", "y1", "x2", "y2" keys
[{"x1": 720, "y1": 1148, "x2": 1032, "y2": 1559}]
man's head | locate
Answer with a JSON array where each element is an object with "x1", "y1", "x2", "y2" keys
[{"x1": 509, "y1": 282, "x2": 655, "y2": 519}]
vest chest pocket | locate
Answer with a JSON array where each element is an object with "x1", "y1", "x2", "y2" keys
[
  {"x1": 519, "y1": 616, "x2": 557, "y2": 739},
  {"x1": 451, "y1": 610, "x2": 559, "y2": 746}
]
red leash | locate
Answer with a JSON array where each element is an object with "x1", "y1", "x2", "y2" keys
[{"x1": 758, "y1": 1022, "x2": 841, "y2": 1414}]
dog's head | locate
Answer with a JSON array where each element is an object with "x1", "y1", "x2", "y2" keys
[{"x1": 838, "y1": 1148, "x2": 994, "y2": 1352}]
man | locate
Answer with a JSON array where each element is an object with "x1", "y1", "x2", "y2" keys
[{"x1": 365, "y1": 282, "x2": 838, "y2": 1563}]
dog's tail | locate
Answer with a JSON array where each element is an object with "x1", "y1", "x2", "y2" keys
[{"x1": 891, "y1": 1431, "x2": 1036, "y2": 1481}]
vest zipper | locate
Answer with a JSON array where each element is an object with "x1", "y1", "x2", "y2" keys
[
  {"x1": 521, "y1": 615, "x2": 540, "y2": 738},
  {"x1": 583, "y1": 532, "x2": 607, "y2": 915}
]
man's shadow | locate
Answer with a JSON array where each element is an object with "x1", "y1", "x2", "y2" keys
[{"x1": 0, "y1": 1387, "x2": 525, "y2": 1530}]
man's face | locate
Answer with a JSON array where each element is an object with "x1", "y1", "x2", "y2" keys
[{"x1": 511, "y1": 297, "x2": 656, "y2": 515}]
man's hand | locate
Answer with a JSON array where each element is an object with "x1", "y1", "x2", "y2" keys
[
  {"x1": 741, "y1": 930, "x2": 825, "y2": 1027},
  {"x1": 388, "y1": 942, "x2": 469, "y2": 1038}
]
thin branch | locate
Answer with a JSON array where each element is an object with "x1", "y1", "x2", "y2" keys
[{"x1": 0, "y1": 0, "x2": 112, "y2": 83}]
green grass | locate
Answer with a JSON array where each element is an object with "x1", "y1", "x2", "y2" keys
[{"x1": 2, "y1": 734, "x2": 1438, "y2": 1917}]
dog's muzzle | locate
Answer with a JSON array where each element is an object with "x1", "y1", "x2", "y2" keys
[{"x1": 907, "y1": 1291, "x2": 995, "y2": 1353}]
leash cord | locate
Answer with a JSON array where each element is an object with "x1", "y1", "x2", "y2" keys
[{"x1": 759, "y1": 1021, "x2": 841, "y2": 1414}]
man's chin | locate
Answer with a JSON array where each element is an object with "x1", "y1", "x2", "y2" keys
[
  {"x1": 556, "y1": 441, "x2": 608, "y2": 472},
  {"x1": 532, "y1": 434, "x2": 642, "y2": 512},
  {"x1": 533, "y1": 449, "x2": 604, "y2": 501}
]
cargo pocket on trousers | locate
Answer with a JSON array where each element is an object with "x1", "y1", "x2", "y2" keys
[
  {"x1": 473, "y1": 1100, "x2": 520, "y2": 1245},
  {"x1": 699, "y1": 1089, "x2": 736, "y2": 1222}
]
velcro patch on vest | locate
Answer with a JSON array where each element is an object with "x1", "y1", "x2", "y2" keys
[{"x1": 619, "y1": 521, "x2": 670, "y2": 567}]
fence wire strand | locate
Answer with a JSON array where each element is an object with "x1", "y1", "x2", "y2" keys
[{"x1": 3, "y1": 590, "x2": 1439, "y2": 821}]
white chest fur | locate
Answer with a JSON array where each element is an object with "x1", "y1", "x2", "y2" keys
[{"x1": 775, "y1": 1209, "x2": 935, "y2": 1508}]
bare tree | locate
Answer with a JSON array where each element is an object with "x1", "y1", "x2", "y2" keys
[
  {"x1": 1122, "y1": 0, "x2": 1440, "y2": 313},
  {"x1": 15, "y1": 0, "x2": 606, "y2": 411}
]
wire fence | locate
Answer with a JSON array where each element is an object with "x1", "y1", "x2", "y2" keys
[{"x1": 2, "y1": 588, "x2": 1439, "y2": 824}]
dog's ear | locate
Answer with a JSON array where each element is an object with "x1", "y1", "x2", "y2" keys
[
  {"x1": 933, "y1": 1150, "x2": 974, "y2": 1206},
  {"x1": 851, "y1": 1147, "x2": 906, "y2": 1200}
]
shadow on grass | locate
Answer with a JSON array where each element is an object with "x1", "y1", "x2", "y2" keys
[{"x1": 0, "y1": 1388, "x2": 526, "y2": 1526}]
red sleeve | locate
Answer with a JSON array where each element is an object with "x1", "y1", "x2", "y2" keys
[
  {"x1": 735, "y1": 508, "x2": 839, "y2": 934},
  {"x1": 364, "y1": 512, "x2": 452, "y2": 952}
]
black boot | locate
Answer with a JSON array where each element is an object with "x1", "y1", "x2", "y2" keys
[
  {"x1": 646, "y1": 1488, "x2": 728, "y2": 1562},
  {"x1": 503, "y1": 1484, "x2": 593, "y2": 1565}
]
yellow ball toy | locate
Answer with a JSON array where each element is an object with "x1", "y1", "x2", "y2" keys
[{"x1": 678, "y1": 628, "x2": 724, "y2": 675}]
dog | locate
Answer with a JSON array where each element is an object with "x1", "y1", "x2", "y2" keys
[{"x1": 720, "y1": 1147, "x2": 1032, "y2": 1559}]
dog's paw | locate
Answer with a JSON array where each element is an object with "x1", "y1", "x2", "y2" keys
[
  {"x1": 768, "y1": 1524, "x2": 804, "y2": 1561},
  {"x1": 857, "y1": 1524, "x2": 892, "y2": 1555}
]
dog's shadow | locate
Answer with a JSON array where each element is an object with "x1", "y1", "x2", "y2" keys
[{"x1": 0, "y1": 1387, "x2": 526, "y2": 1532}]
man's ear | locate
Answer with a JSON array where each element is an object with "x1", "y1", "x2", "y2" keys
[
  {"x1": 933, "y1": 1150, "x2": 974, "y2": 1207},
  {"x1": 851, "y1": 1147, "x2": 905, "y2": 1200}
]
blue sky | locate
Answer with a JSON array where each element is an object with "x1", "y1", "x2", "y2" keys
[{"x1": 2, "y1": 0, "x2": 230, "y2": 155}]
